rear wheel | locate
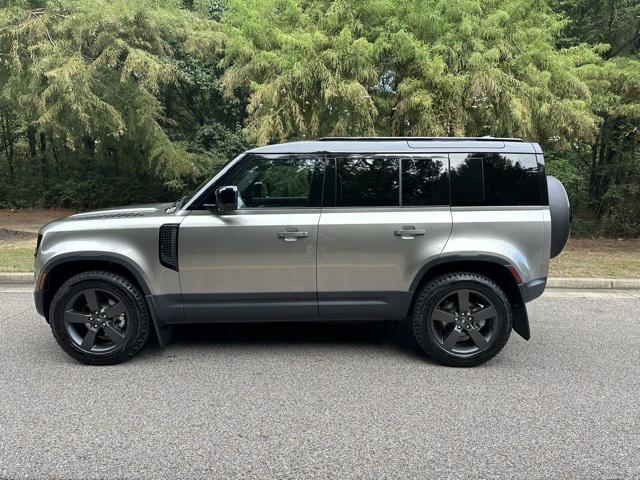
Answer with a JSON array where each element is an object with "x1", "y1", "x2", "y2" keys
[
  {"x1": 411, "y1": 273, "x2": 512, "y2": 367},
  {"x1": 49, "y1": 271, "x2": 150, "y2": 365}
]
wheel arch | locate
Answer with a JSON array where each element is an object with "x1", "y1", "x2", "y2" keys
[
  {"x1": 409, "y1": 255, "x2": 530, "y2": 340},
  {"x1": 37, "y1": 254, "x2": 170, "y2": 345}
]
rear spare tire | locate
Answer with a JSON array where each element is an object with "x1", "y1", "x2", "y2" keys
[{"x1": 547, "y1": 175, "x2": 571, "y2": 258}]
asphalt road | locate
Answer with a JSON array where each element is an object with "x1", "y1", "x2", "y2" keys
[{"x1": 1, "y1": 287, "x2": 639, "y2": 480}]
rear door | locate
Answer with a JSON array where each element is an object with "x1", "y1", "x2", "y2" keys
[{"x1": 316, "y1": 154, "x2": 452, "y2": 321}]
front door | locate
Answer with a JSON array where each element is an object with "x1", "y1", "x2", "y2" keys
[
  {"x1": 317, "y1": 154, "x2": 453, "y2": 320},
  {"x1": 179, "y1": 154, "x2": 325, "y2": 322}
]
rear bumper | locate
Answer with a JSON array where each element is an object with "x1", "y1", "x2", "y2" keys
[{"x1": 519, "y1": 278, "x2": 547, "y2": 304}]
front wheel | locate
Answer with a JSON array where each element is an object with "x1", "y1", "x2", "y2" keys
[
  {"x1": 49, "y1": 271, "x2": 150, "y2": 365},
  {"x1": 411, "y1": 273, "x2": 512, "y2": 367}
]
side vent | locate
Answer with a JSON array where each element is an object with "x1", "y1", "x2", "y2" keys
[{"x1": 159, "y1": 224, "x2": 179, "y2": 271}]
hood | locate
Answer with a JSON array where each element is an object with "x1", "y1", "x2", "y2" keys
[
  {"x1": 39, "y1": 203, "x2": 175, "y2": 234},
  {"x1": 68, "y1": 202, "x2": 174, "y2": 220}
]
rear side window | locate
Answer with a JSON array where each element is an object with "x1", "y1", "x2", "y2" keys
[
  {"x1": 401, "y1": 156, "x2": 449, "y2": 206},
  {"x1": 325, "y1": 155, "x2": 449, "y2": 207},
  {"x1": 333, "y1": 157, "x2": 400, "y2": 207},
  {"x1": 450, "y1": 153, "x2": 541, "y2": 206}
]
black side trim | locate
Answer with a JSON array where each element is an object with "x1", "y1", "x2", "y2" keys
[
  {"x1": 318, "y1": 291, "x2": 412, "y2": 321},
  {"x1": 159, "y1": 224, "x2": 179, "y2": 271},
  {"x1": 155, "y1": 291, "x2": 413, "y2": 324},
  {"x1": 180, "y1": 292, "x2": 319, "y2": 323}
]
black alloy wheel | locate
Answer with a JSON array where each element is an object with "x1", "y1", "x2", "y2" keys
[
  {"x1": 428, "y1": 288, "x2": 497, "y2": 357},
  {"x1": 63, "y1": 288, "x2": 129, "y2": 354}
]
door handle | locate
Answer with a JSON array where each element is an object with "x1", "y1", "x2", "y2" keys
[
  {"x1": 278, "y1": 229, "x2": 309, "y2": 241},
  {"x1": 394, "y1": 226, "x2": 426, "y2": 238}
]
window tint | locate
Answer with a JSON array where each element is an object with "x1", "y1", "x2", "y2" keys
[
  {"x1": 221, "y1": 155, "x2": 324, "y2": 208},
  {"x1": 401, "y1": 156, "x2": 449, "y2": 206},
  {"x1": 450, "y1": 153, "x2": 541, "y2": 206},
  {"x1": 333, "y1": 157, "x2": 400, "y2": 207}
]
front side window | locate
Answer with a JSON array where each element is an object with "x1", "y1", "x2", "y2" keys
[{"x1": 214, "y1": 155, "x2": 324, "y2": 208}]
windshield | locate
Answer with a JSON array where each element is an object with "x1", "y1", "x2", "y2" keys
[{"x1": 166, "y1": 177, "x2": 212, "y2": 213}]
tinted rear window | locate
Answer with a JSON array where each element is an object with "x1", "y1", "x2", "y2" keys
[
  {"x1": 333, "y1": 157, "x2": 400, "y2": 207},
  {"x1": 450, "y1": 153, "x2": 541, "y2": 206},
  {"x1": 326, "y1": 156, "x2": 450, "y2": 207},
  {"x1": 401, "y1": 156, "x2": 449, "y2": 206}
]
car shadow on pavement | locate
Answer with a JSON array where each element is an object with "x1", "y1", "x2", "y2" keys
[{"x1": 154, "y1": 320, "x2": 424, "y2": 360}]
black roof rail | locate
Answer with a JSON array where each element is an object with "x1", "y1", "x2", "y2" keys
[{"x1": 317, "y1": 136, "x2": 524, "y2": 142}]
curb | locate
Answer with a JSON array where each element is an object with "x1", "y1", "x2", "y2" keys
[
  {"x1": 0, "y1": 272, "x2": 639, "y2": 289},
  {"x1": 546, "y1": 278, "x2": 640, "y2": 290},
  {"x1": 0, "y1": 272, "x2": 34, "y2": 285}
]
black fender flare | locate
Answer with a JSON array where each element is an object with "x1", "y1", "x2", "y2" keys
[
  {"x1": 37, "y1": 253, "x2": 173, "y2": 346},
  {"x1": 409, "y1": 253, "x2": 530, "y2": 340}
]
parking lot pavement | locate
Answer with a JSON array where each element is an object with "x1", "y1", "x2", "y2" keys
[{"x1": 1, "y1": 288, "x2": 639, "y2": 480}]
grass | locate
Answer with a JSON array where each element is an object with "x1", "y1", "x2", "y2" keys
[
  {"x1": 0, "y1": 245, "x2": 35, "y2": 272},
  {"x1": 0, "y1": 209, "x2": 639, "y2": 278},
  {"x1": 549, "y1": 238, "x2": 640, "y2": 278}
]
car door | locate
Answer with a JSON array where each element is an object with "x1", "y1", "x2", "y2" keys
[
  {"x1": 317, "y1": 154, "x2": 452, "y2": 321},
  {"x1": 178, "y1": 154, "x2": 325, "y2": 322}
]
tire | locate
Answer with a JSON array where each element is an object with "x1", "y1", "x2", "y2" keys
[
  {"x1": 49, "y1": 271, "x2": 150, "y2": 365},
  {"x1": 411, "y1": 272, "x2": 512, "y2": 367}
]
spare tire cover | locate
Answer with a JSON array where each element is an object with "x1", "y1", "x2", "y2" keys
[{"x1": 547, "y1": 176, "x2": 571, "y2": 258}]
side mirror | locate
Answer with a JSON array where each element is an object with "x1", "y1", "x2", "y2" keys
[{"x1": 215, "y1": 186, "x2": 239, "y2": 213}]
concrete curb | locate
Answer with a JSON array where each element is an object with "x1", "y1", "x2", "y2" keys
[
  {"x1": 546, "y1": 278, "x2": 640, "y2": 289},
  {"x1": 0, "y1": 272, "x2": 34, "y2": 285},
  {"x1": 0, "y1": 272, "x2": 639, "y2": 289}
]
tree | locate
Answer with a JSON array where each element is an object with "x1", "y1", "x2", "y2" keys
[
  {"x1": 220, "y1": 0, "x2": 598, "y2": 146},
  {"x1": 550, "y1": 0, "x2": 640, "y2": 234},
  {"x1": 0, "y1": 0, "x2": 224, "y2": 179}
]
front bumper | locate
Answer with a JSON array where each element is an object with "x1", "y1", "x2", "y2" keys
[{"x1": 34, "y1": 288, "x2": 46, "y2": 318}]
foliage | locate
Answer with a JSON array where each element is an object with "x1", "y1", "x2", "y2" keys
[
  {"x1": 220, "y1": 0, "x2": 598, "y2": 147},
  {"x1": 0, "y1": 0, "x2": 244, "y2": 208},
  {"x1": 0, "y1": 0, "x2": 638, "y2": 236}
]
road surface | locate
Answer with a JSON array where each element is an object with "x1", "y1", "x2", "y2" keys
[{"x1": 1, "y1": 286, "x2": 639, "y2": 479}]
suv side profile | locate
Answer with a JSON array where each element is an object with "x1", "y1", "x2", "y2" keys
[{"x1": 34, "y1": 137, "x2": 571, "y2": 367}]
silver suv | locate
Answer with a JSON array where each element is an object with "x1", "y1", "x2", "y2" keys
[{"x1": 34, "y1": 137, "x2": 571, "y2": 366}]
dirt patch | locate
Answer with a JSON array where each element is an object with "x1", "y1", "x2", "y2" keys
[
  {"x1": 0, "y1": 228, "x2": 36, "y2": 241},
  {"x1": 0, "y1": 208, "x2": 74, "y2": 233}
]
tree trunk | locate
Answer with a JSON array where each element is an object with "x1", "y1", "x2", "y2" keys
[
  {"x1": 0, "y1": 114, "x2": 15, "y2": 180},
  {"x1": 39, "y1": 131, "x2": 48, "y2": 179},
  {"x1": 27, "y1": 125, "x2": 37, "y2": 163}
]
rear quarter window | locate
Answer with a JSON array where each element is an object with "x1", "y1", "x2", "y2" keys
[{"x1": 450, "y1": 153, "x2": 541, "y2": 206}]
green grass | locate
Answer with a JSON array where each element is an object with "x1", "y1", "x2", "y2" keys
[{"x1": 0, "y1": 247, "x2": 35, "y2": 272}]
